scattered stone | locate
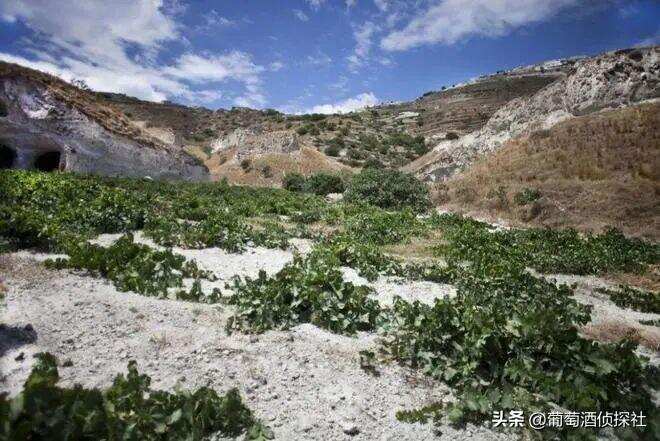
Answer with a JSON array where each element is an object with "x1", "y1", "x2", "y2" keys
[{"x1": 342, "y1": 422, "x2": 360, "y2": 436}]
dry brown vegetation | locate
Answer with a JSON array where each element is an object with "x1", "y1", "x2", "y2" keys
[
  {"x1": 439, "y1": 103, "x2": 660, "y2": 240},
  {"x1": 197, "y1": 146, "x2": 351, "y2": 187},
  {"x1": 581, "y1": 320, "x2": 660, "y2": 352}
]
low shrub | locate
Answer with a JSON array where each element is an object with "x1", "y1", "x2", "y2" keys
[
  {"x1": 363, "y1": 158, "x2": 384, "y2": 169},
  {"x1": 345, "y1": 209, "x2": 425, "y2": 246},
  {"x1": 514, "y1": 187, "x2": 541, "y2": 205},
  {"x1": 282, "y1": 173, "x2": 306, "y2": 192},
  {"x1": 283, "y1": 172, "x2": 344, "y2": 196},
  {"x1": 344, "y1": 169, "x2": 431, "y2": 213},
  {"x1": 226, "y1": 251, "x2": 382, "y2": 335},
  {"x1": 303, "y1": 173, "x2": 345, "y2": 196},
  {"x1": 144, "y1": 211, "x2": 288, "y2": 252},
  {"x1": 597, "y1": 285, "x2": 660, "y2": 314},
  {"x1": 46, "y1": 234, "x2": 220, "y2": 302},
  {"x1": 383, "y1": 271, "x2": 659, "y2": 437},
  {"x1": 0, "y1": 352, "x2": 268, "y2": 440},
  {"x1": 261, "y1": 165, "x2": 273, "y2": 178}
]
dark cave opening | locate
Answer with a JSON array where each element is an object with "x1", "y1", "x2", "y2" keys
[
  {"x1": 0, "y1": 144, "x2": 16, "y2": 169},
  {"x1": 34, "y1": 151, "x2": 61, "y2": 172}
]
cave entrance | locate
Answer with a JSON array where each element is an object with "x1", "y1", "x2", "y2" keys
[
  {"x1": 0, "y1": 144, "x2": 16, "y2": 169},
  {"x1": 34, "y1": 151, "x2": 61, "y2": 172}
]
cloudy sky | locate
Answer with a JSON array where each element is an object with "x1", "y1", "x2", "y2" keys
[{"x1": 1, "y1": 0, "x2": 658, "y2": 113}]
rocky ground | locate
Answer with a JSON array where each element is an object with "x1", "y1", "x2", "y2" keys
[
  {"x1": 1, "y1": 229, "x2": 657, "y2": 440},
  {"x1": 1, "y1": 235, "x2": 513, "y2": 441}
]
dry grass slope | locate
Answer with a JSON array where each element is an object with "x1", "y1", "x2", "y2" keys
[
  {"x1": 198, "y1": 146, "x2": 351, "y2": 187},
  {"x1": 438, "y1": 102, "x2": 660, "y2": 240}
]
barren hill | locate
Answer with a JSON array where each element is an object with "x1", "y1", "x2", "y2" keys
[
  {"x1": 437, "y1": 102, "x2": 660, "y2": 239},
  {"x1": 408, "y1": 47, "x2": 660, "y2": 181},
  {"x1": 1, "y1": 46, "x2": 657, "y2": 191}
]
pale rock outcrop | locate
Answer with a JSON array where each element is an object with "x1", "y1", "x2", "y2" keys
[
  {"x1": 417, "y1": 47, "x2": 660, "y2": 181},
  {"x1": 211, "y1": 128, "x2": 300, "y2": 160},
  {"x1": 0, "y1": 75, "x2": 208, "y2": 181}
]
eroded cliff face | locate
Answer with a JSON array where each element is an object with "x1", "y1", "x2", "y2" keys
[
  {"x1": 0, "y1": 72, "x2": 208, "y2": 181},
  {"x1": 210, "y1": 128, "x2": 300, "y2": 160},
  {"x1": 410, "y1": 47, "x2": 660, "y2": 181}
]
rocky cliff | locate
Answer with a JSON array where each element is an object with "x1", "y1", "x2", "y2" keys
[
  {"x1": 211, "y1": 128, "x2": 300, "y2": 160},
  {"x1": 0, "y1": 62, "x2": 208, "y2": 181},
  {"x1": 408, "y1": 46, "x2": 660, "y2": 180}
]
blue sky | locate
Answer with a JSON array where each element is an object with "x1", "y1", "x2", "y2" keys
[{"x1": 1, "y1": 0, "x2": 658, "y2": 113}]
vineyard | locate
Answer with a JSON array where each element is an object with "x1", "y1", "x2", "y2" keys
[{"x1": 1, "y1": 169, "x2": 658, "y2": 440}]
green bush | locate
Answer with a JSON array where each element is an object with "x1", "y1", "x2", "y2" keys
[
  {"x1": 325, "y1": 145, "x2": 341, "y2": 157},
  {"x1": 383, "y1": 271, "x2": 659, "y2": 436},
  {"x1": 363, "y1": 158, "x2": 384, "y2": 169},
  {"x1": 0, "y1": 352, "x2": 268, "y2": 440},
  {"x1": 345, "y1": 169, "x2": 431, "y2": 213},
  {"x1": 597, "y1": 285, "x2": 660, "y2": 313},
  {"x1": 240, "y1": 158, "x2": 252, "y2": 172},
  {"x1": 283, "y1": 173, "x2": 344, "y2": 196},
  {"x1": 282, "y1": 172, "x2": 306, "y2": 192},
  {"x1": 303, "y1": 173, "x2": 345, "y2": 196},
  {"x1": 261, "y1": 165, "x2": 273, "y2": 178},
  {"x1": 347, "y1": 148, "x2": 366, "y2": 160},
  {"x1": 46, "y1": 234, "x2": 220, "y2": 302},
  {"x1": 227, "y1": 251, "x2": 381, "y2": 335},
  {"x1": 514, "y1": 187, "x2": 541, "y2": 205},
  {"x1": 433, "y1": 217, "x2": 659, "y2": 276}
]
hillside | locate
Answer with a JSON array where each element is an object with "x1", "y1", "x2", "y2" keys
[
  {"x1": 408, "y1": 47, "x2": 660, "y2": 180},
  {"x1": 0, "y1": 62, "x2": 208, "y2": 180},
  {"x1": 2, "y1": 44, "x2": 660, "y2": 441},
  {"x1": 436, "y1": 102, "x2": 660, "y2": 240},
  {"x1": 96, "y1": 62, "x2": 560, "y2": 177}
]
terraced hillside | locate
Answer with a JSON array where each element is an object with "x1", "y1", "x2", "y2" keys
[
  {"x1": 96, "y1": 68, "x2": 561, "y2": 174},
  {"x1": 381, "y1": 73, "x2": 561, "y2": 138}
]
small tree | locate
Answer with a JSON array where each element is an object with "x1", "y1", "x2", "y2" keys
[
  {"x1": 345, "y1": 169, "x2": 430, "y2": 212},
  {"x1": 71, "y1": 78, "x2": 91, "y2": 91},
  {"x1": 282, "y1": 173, "x2": 306, "y2": 192}
]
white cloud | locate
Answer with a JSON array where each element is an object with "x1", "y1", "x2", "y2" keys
[
  {"x1": 293, "y1": 9, "x2": 309, "y2": 21},
  {"x1": 374, "y1": 0, "x2": 389, "y2": 12},
  {"x1": 269, "y1": 61, "x2": 285, "y2": 71},
  {"x1": 328, "y1": 75, "x2": 349, "y2": 93},
  {"x1": 197, "y1": 9, "x2": 237, "y2": 32},
  {"x1": 306, "y1": 51, "x2": 333, "y2": 66},
  {"x1": 234, "y1": 83, "x2": 267, "y2": 107},
  {"x1": 166, "y1": 52, "x2": 263, "y2": 85},
  {"x1": 0, "y1": 0, "x2": 267, "y2": 107},
  {"x1": 345, "y1": 0, "x2": 357, "y2": 8},
  {"x1": 381, "y1": 0, "x2": 579, "y2": 51},
  {"x1": 307, "y1": 92, "x2": 379, "y2": 114},
  {"x1": 348, "y1": 21, "x2": 379, "y2": 71},
  {"x1": 306, "y1": 0, "x2": 326, "y2": 10},
  {"x1": 190, "y1": 89, "x2": 223, "y2": 103}
]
